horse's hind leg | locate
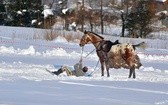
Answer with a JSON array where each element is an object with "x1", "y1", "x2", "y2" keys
[
  {"x1": 129, "y1": 67, "x2": 136, "y2": 78},
  {"x1": 128, "y1": 69, "x2": 133, "y2": 78},
  {"x1": 106, "y1": 66, "x2": 110, "y2": 77},
  {"x1": 132, "y1": 68, "x2": 136, "y2": 79}
]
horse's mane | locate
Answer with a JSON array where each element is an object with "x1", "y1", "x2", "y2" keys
[{"x1": 88, "y1": 31, "x2": 104, "y2": 39}]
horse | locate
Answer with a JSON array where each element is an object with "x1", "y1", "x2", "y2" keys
[{"x1": 79, "y1": 30, "x2": 144, "y2": 78}]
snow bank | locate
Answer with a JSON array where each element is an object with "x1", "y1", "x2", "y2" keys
[
  {"x1": 53, "y1": 36, "x2": 68, "y2": 43},
  {"x1": 0, "y1": 45, "x2": 97, "y2": 61}
]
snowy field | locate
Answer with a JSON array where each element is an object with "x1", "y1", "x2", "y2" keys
[{"x1": 0, "y1": 27, "x2": 168, "y2": 105}]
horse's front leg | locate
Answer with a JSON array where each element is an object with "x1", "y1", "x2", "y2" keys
[
  {"x1": 100, "y1": 61, "x2": 105, "y2": 76},
  {"x1": 101, "y1": 50, "x2": 110, "y2": 77},
  {"x1": 106, "y1": 66, "x2": 110, "y2": 77},
  {"x1": 132, "y1": 68, "x2": 136, "y2": 79},
  {"x1": 97, "y1": 52, "x2": 106, "y2": 77},
  {"x1": 104, "y1": 60, "x2": 110, "y2": 77}
]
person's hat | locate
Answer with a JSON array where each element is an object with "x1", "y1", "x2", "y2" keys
[{"x1": 82, "y1": 66, "x2": 88, "y2": 72}]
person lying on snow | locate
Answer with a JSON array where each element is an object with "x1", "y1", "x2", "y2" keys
[{"x1": 51, "y1": 59, "x2": 88, "y2": 76}]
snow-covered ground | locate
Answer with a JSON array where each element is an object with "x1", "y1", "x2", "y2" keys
[{"x1": 0, "y1": 27, "x2": 168, "y2": 105}]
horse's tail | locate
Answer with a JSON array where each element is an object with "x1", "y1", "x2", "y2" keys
[{"x1": 132, "y1": 42, "x2": 146, "y2": 50}]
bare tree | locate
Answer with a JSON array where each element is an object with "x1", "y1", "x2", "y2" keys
[
  {"x1": 49, "y1": 0, "x2": 55, "y2": 9},
  {"x1": 88, "y1": 0, "x2": 93, "y2": 32},
  {"x1": 121, "y1": 0, "x2": 136, "y2": 37},
  {"x1": 100, "y1": 0, "x2": 104, "y2": 34},
  {"x1": 121, "y1": 0, "x2": 129, "y2": 37},
  {"x1": 81, "y1": 0, "x2": 84, "y2": 32}
]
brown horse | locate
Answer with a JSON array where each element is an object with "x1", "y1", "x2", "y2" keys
[{"x1": 79, "y1": 31, "x2": 143, "y2": 78}]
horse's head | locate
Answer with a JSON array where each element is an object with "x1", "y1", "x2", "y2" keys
[
  {"x1": 79, "y1": 30, "x2": 91, "y2": 47},
  {"x1": 79, "y1": 30, "x2": 104, "y2": 47}
]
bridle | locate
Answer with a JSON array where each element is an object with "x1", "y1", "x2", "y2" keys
[
  {"x1": 82, "y1": 34, "x2": 106, "y2": 54},
  {"x1": 80, "y1": 32, "x2": 106, "y2": 76}
]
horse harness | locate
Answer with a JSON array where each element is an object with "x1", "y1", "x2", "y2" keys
[
  {"x1": 95, "y1": 40, "x2": 114, "y2": 61},
  {"x1": 95, "y1": 40, "x2": 129, "y2": 62}
]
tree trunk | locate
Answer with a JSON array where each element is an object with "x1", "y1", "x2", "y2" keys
[
  {"x1": 81, "y1": 0, "x2": 84, "y2": 32},
  {"x1": 100, "y1": 0, "x2": 104, "y2": 34},
  {"x1": 121, "y1": 13, "x2": 125, "y2": 37}
]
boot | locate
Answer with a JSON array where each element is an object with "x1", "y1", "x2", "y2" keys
[{"x1": 52, "y1": 68, "x2": 63, "y2": 75}]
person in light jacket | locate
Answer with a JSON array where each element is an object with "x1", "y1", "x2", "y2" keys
[{"x1": 52, "y1": 59, "x2": 88, "y2": 77}]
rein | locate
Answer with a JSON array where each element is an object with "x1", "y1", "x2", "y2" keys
[
  {"x1": 81, "y1": 46, "x2": 100, "y2": 76},
  {"x1": 85, "y1": 49, "x2": 96, "y2": 58},
  {"x1": 81, "y1": 46, "x2": 84, "y2": 61},
  {"x1": 88, "y1": 60, "x2": 99, "y2": 76},
  {"x1": 84, "y1": 40, "x2": 104, "y2": 58}
]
